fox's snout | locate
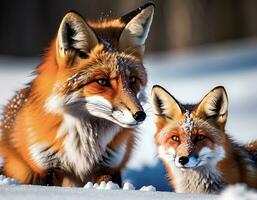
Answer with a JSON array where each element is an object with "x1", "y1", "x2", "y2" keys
[
  {"x1": 111, "y1": 89, "x2": 146, "y2": 126},
  {"x1": 116, "y1": 88, "x2": 146, "y2": 122},
  {"x1": 174, "y1": 143, "x2": 200, "y2": 168},
  {"x1": 84, "y1": 84, "x2": 146, "y2": 128}
]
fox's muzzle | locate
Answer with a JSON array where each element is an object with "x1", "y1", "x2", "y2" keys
[{"x1": 119, "y1": 87, "x2": 146, "y2": 122}]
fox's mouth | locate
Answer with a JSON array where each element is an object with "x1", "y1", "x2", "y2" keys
[
  {"x1": 111, "y1": 110, "x2": 145, "y2": 128},
  {"x1": 92, "y1": 110, "x2": 144, "y2": 128},
  {"x1": 109, "y1": 117, "x2": 140, "y2": 128},
  {"x1": 174, "y1": 155, "x2": 203, "y2": 170},
  {"x1": 176, "y1": 161, "x2": 201, "y2": 170}
]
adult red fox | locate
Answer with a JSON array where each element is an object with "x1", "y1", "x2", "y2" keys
[
  {"x1": 152, "y1": 85, "x2": 257, "y2": 193},
  {"x1": 0, "y1": 3, "x2": 154, "y2": 186}
]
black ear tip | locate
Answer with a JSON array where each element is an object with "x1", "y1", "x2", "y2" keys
[
  {"x1": 212, "y1": 86, "x2": 227, "y2": 94},
  {"x1": 213, "y1": 85, "x2": 225, "y2": 90},
  {"x1": 142, "y1": 2, "x2": 156, "y2": 9},
  {"x1": 66, "y1": 10, "x2": 83, "y2": 17},
  {"x1": 152, "y1": 85, "x2": 163, "y2": 94},
  {"x1": 152, "y1": 85, "x2": 170, "y2": 94},
  {"x1": 152, "y1": 85, "x2": 162, "y2": 89},
  {"x1": 62, "y1": 10, "x2": 85, "y2": 22},
  {"x1": 120, "y1": 2, "x2": 155, "y2": 24}
]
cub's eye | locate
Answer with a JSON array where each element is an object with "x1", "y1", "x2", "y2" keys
[
  {"x1": 194, "y1": 135, "x2": 206, "y2": 143},
  {"x1": 130, "y1": 76, "x2": 138, "y2": 85},
  {"x1": 171, "y1": 135, "x2": 180, "y2": 142},
  {"x1": 97, "y1": 78, "x2": 110, "y2": 87}
]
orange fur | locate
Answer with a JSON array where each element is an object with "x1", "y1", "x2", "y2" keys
[
  {"x1": 0, "y1": 3, "x2": 154, "y2": 186},
  {"x1": 152, "y1": 85, "x2": 257, "y2": 193}
]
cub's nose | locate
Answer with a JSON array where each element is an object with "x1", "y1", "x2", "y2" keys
[
  {"x1": 133, "y1": 111, "x2": 146, "y2": 122},
  {"x1": 178, "y1": 156, "x2": 189, "y2": 166}
]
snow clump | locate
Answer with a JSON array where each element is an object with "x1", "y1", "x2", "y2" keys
[
  {"x1": 220, "y1": 184, "x2": 257, "y2": 200},
  {"x1": 0, "y1": 175, "x2": 20, "y2": 186}
]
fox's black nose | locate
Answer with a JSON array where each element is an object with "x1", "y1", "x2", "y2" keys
[
  {"x1": 178, "y1": 156, "x2": 189, "y2": 165},
  {"x1": 133, "y1": 111, "x2": 146, "y2": 122}
]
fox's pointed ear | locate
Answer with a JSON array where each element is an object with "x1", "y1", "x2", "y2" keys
[
  {"x1": 152, "y1": 85, "x2": 183, "y2": 127},
  {"x1": 119, "y1": 3, "x2": 154, "y2": 57},
  {"x1": 56, "y1": 12, "x2": 98, "y2": 67},
  {"x1": 196, "y1": 86, "x2": 228, "y2": 130}
]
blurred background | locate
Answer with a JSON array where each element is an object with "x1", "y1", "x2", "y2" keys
[
  {"x1": 1, "y1": 0, "x2": 257, "y2": 191},
  {"x1": 1, "y1": 0, "x2": 257, "y2": 55}
]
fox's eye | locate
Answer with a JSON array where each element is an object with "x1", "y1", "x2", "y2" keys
[
  {"x1": 171, "y1": 135, "x2": 180, "y2": 142},
  {"x1": 97, "y1": 78, "x2": 110, "y2": 87},
  {"x1": 130, "y1": 76, "x2": 138, "y2": 85},
  {"x1": 194, "y1": 135, "x2": 206, "y2": 143}
]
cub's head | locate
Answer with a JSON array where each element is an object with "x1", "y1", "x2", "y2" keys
[
  {"x1": 43, "y1": 3, "x2": 154, "y2": 128},
  {"x1": 152, "y1": 85, "x2": 228, "y2": 170}
]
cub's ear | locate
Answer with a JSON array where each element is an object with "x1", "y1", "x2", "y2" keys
[
  {"x1": 151, "y1": 85, "x2": 183, "y2": 127},
  {"x1": 119, "y1": 3, "x2": 154, "y2": 57},
  {"x1": 195, "y1": 86, "x2": 228, "y2": 130},
  {"x1": 56, "y1": 12, "x2": 98, "y2": 67}
]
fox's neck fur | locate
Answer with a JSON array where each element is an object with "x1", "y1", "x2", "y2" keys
[{"x1": 170, "y1": 165, "x2": 223, "y2": 193}]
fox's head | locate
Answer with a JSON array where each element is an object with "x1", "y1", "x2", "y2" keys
[
  {"x1": 152, "y1": 85, "x2": 228, "y2": 170},
  {"x1": 41, "y1": 3, "x2": 154, "y2": 128}
]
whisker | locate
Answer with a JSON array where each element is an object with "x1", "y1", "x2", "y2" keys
[{"x1": 86, "y1": 101, "x2": 112, "y2": 111}]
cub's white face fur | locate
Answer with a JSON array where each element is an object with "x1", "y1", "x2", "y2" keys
[
  {"x1": 158, "y1": 136, "x2": 225, "y2": 193},
  {"x1": 158, "y1": 145, "x2": 225, "y2": 170}
]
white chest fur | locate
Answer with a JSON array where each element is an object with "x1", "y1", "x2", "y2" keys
[
  {"x1": 172, "y1": 166, "x2": 224, "y2": 193},
  {"x1": 57, "y1": 113, "x2": 121, "y2": 179}
]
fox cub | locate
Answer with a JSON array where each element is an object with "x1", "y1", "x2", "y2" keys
[
  {"x1": 0, "y1": 3, "x2": 154, "y2": 186},
  {"x1": 152, "y1": 85, "x2": 257, "y2": 193}
]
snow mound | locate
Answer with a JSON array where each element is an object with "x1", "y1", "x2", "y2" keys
[
  {"x1": 84, "y1": 181, "x2": 121, "y2": 190},
  {"x1": 139, "y1": 185, "x2": 156, "y2": 192},
  {"x1": 123, "y1": 182, "x2": 135, "y2": 190},
  {"x1": 84, "y1": 181, "x2": 154, "y2": 191},
  {"x1": 220, "y1": 184, "x2": 257, "y2": 200},
  {"x1": 84, "y1": 182, "x2": 94, "y2": 189},
  {"x1": 0, "y1": 175, "x2": 20, "y2": 186}
]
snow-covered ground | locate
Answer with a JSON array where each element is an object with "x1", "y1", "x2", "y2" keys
[
  {"x1": 0, "y1": 178, "x2": 256, "y2": 200},
  {"x1": 0, "y1": 39, "x2": 257, "y2": 199},
  {"x1": 0, "y1": 184, "x2": 220, "y2": 200}
]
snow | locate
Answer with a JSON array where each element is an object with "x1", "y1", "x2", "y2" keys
[
  {"x1": 220, "y1": 185, "x2": 257, "y2": 200},
  {"x1": 139, "y1": 185, "x2": 156, "y2": 192},
  {"x1": 123, "y1": 182, "x2": 135, "y2": 190},
  {"x1": 84, "y1": 182, "x2": 94, "y2": 189},
  {"x1": 0, "y1": 175, "x2": 20, "y2": 186},
  {"x1": 105, "y1": 181, "x2": 120, "y2": 190},
  {"x1": 0, "y1": 185, "x2": 219, "y2": 200},
  {"x1": 0, "y1": 179, "x2": 256, "y2": 200},
  {"x1": 181, "y1": 110, "x2": 194, "y2": 135},
  {"x1": 84, "y1": 181, "x2": 147, "y2": 191},
  {"x1": 0, "y1": 39, "x2": 257, "y2": 199}
]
